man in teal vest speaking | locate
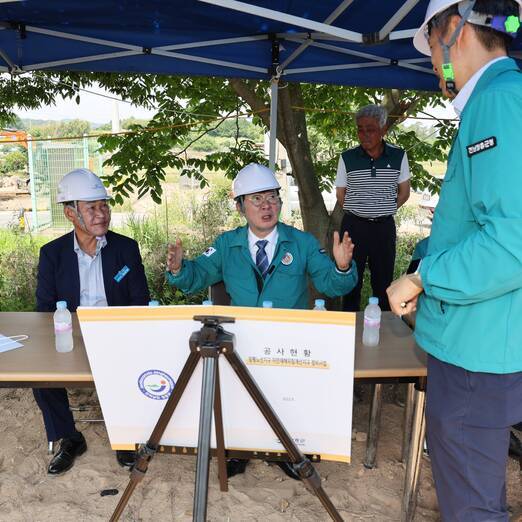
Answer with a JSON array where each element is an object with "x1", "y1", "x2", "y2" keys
[{"x1": 167, "y1": 163, "x2": 357, "y2": 310}]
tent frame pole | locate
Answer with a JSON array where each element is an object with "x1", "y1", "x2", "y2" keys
[
  {"x1": 198, "y1": 0, "x2": 363, "y2": 43},
  {"x1": 268, "y1": 76, "x2": 278, "y2": 171}
]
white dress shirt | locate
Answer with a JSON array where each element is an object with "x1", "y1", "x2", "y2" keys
[
  {"x1": 74, "y1": 234, "x2": 108, "y2": 307},
  {"x1": 248, "y1": 227, "x2": 279, "y2": 265},
  {"x1": 452, "y1": 56, "x2": 508, "y2": 115}
]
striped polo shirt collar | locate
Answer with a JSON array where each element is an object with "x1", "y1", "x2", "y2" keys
[{"x1": 356, "y1": 141, "x2": 389, "y2": 159}]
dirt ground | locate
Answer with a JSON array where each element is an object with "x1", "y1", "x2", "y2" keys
[
  {"x1": 0, "y1": 387, "x2": 521, "y2": 521},
  {"x1": 0, "y1": 192, "x2": 31, "y2": 212}
]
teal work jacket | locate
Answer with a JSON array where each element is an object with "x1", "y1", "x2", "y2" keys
[
  {"x1": 412, "y1": 237, "x2": 429, "y2": 263},
  {"x1": 415, "y1": 58, "x2": 522, "y2": 373},
  {"x1": 166, "y1": 222, "x2": 358, "y2": 309}
]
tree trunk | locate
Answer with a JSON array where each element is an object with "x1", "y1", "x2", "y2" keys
[
  {"x1": 383, "y1": 89, "x2": 422, "y2": 131},
  {"x1": 229, "y1": 78, "x2": 331, "y2": 248},
  {"x1": 277, "y1": 82, "x2": 330, "y2": 246}
]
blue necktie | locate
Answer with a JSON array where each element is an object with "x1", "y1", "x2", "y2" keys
[{"x1": 255, "y1": 240, "x2": 269, "y2": 278}]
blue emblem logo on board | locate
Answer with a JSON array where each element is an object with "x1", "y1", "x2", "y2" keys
[{"x1": 138, "y1": 370, "x2": 175, "y2": 400}]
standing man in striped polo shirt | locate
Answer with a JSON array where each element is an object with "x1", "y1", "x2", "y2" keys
[{"x1": 336, "y1": 104, "x2": 411, "y2": 311}]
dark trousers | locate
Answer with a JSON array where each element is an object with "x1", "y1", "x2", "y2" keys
[
  {"x1": 426, "y1": 355, "x2": 522, "y2": 521},
  {"x1": 32, "y1": 388, "x2": 78, "y2": 442},
  {"x1": 340, "y1": 212, "x2": 396, "y2": 311}
]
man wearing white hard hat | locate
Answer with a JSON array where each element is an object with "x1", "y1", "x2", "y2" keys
[
  {"x1": 167, "y1": 163, "x2": 357, "y2": 309},
  {"x1": 166, "y1": 163, "x2": 357, "y2": 478},
  {"x1": 387, "y1": 1, "x2": 522, "y2": 519},
  {"x1": 34, "y1": 168, "x2": 150, "y2": 475}
]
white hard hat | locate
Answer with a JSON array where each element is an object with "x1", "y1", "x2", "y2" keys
[
  {"x1": 414, "y1": 0, "x2": 522, "y2": 56},
  {"x1": 57, "y1": 168, "x2": 110, "y2": 203},
  {"x1": 232, "y1": 163, "x2": 280, "y2": 198}
]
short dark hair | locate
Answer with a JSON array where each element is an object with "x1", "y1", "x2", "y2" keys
[{"x1": 428, "y1": 0, "x2": 519, "y2": 52}]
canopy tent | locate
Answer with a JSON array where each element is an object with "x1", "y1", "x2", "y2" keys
[
  {"x1": 0, "y1": 0, "x2": 521, "y2": 165},
  {"x1": 1, "y1": 0, "x2": 521, "y2": 88}
]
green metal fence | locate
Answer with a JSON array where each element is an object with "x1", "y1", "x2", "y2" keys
[{"x1": 28, "y1": 136, "x2": 104, "y2": 231}]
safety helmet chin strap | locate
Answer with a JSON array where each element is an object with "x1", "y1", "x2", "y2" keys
[
  {"x1": 439, "y1": 0, "x2": 477, "y2": 96},
  {"x1": 64, "y1": 201, "x2": 88, "y2": 231},
  {"x1": 66, "y1": 200, "x2": 111, "y2": 235},
  {"x1": 70, "y1": 201, "x2": 89, "y2": 231},
  {"x1": 235, "y1": 196, "x2": 246, "y2": 213}
]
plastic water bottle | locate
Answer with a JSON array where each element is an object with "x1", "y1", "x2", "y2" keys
[
  {"x1": 54, "y1": 301, "x2": 73, "y2": 353},
  {"x1": 202, "y1": 299, "x2": 213, "y2": 306},
  {"x1": 148, "y1": 300, "x2": 160, "y2": 306},
  {"x1": 362, "y1": 297, "x2": 381, "y2": 347},
  {"x1": 262, "y1": 300, "x2": 273, "y2": 308},
  {"x1": 313, "y1": 299, "x2": 326, "y2": 310}
]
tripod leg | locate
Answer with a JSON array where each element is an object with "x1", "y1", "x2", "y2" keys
[
  {"x1": 213, "y1": 361, "x2": 228, "y2": 492},
  {"x1": 194, "y1": 357, "x2": 217, "y2": 522},
  {"x1": 110, "y1": 351, "x2": 201, "y2": 522},
  {"x1": 224, "y1": 350, "x2": 344, "y2": 522}
]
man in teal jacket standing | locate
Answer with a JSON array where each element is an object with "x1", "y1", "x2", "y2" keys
[
  {"x1": 387, "y1": 1, "x2": 522, "y2": 520},
  {"x1": 167, "y1": 162, "x2": 357, "y2": 479}
]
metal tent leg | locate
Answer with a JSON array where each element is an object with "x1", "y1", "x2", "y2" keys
[
  {"x1": 364, "y1": 383, "x2": 383, "y2": 469},
  {"x1": 401, "y1": 383, "x2": 415, "y2": 463},
  {"x1": 401, "y1": 378, "x2": 426, "y2": 522}
]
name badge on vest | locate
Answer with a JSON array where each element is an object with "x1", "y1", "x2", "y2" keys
[
  {"x1": 281, "y1": 252, "x2": 293, "y2": 266},
  {"x1": 467, "y1": 137, "x2": 497, "y2": 157},
  {"x1": 114, "y1": 265, "x2": 130, "y2": 282}
]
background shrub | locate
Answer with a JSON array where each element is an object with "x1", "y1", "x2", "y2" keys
[
  {"x1": 0, "y1": 182, "x2": 426, "y2": 311},
  {"x1": 0, "y1": 229, "x2": 46, "y2": 311}
]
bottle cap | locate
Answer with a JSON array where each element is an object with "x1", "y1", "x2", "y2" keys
[
  {"x1": 148, "y1": 300, "x2": 160, "y2": 307},
  {"x1": 262, "y1": 300, "x2": 273, "y2": 308},
  {"x1": 56, "y1": 300, "x2": 67, "y2": 310},
  {"x1": 369, "y1": 297, "x2": 379, "y2": 305},
  {"x1": 314, "y1": 299, "x2": 325, "y2": 307}
]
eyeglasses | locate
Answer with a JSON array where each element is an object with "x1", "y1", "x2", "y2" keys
[{"x1": 244, "y1": 193, "x2": 280, "y2": 207}]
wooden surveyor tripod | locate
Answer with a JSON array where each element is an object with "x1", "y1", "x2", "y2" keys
[{"x1": 110, "y1": 315, "x2": 343, "y2": 522}]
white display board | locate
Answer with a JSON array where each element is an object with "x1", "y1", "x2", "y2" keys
[{"x1": 77, "y1": 305, "x2": 356, "y2": 463}]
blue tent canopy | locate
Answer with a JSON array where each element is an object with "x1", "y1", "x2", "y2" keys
[{"x1": 0, "y1": 0, "x2": 520, "y2": 91}]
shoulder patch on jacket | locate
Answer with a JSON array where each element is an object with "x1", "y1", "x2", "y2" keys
[
  {"x1": 203, "y1": 246, "x2": 216, "y2": 257},
  {"x1": 467, "y1": 137, "x2": 496, "y2": 157}
]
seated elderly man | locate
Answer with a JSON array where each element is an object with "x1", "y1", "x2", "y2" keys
[
  {"x1": 166, "y1": 163, "x2": 357, "y2": 478},
  {"x1": 34, "y1": 168, "x2": 150, "y2": 475}
]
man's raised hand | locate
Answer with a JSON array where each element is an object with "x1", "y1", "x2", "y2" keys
[
  {"x1": 167, "y1": 239, "x2": 183, "y2": 274},
  {"x1": 333, "y1": 231, "x2": 354, "y2": 271}
]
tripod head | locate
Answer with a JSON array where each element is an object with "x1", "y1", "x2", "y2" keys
[
  {"x1": 190, "y1": 315, "x2": 235, "y2": 357},
  {"x1": 193, "y1": 315, "x2": 235, "y2": 327}
]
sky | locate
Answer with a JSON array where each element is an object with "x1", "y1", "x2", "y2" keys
[
  {"x1": 16, "y1": 85, "x2": 156, "y2": 125},
  {"x1": 15, "y1": 83, "x2": 456, "y2": 126}
]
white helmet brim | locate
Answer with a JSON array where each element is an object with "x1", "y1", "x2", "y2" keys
[{"x1": 413, "y1": 0, "x2": 522, "y2": 56}]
